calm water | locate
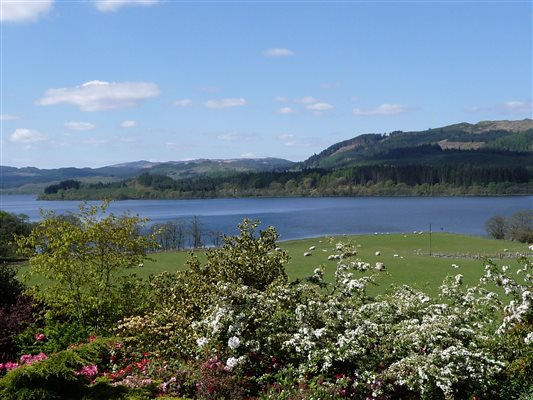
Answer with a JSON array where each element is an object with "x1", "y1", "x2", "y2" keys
[{"x1": 1, "y1": 195, "x2": 531, "y2": 241}]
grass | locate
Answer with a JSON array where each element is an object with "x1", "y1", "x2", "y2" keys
[{"x1": 18, "y1": 233, "x2": 530, "y2": 297}]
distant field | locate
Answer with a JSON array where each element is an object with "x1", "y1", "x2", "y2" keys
[
  {"x1": 126, "y1": 233, "x2": 529, "y2": 297},
  {"x1": 19, "y1": 233, "x2": 530, "y2": 297}
]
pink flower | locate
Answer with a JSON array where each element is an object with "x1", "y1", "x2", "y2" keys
[
  {"x1": 34, "y1": 333, "x2": 46, "y2": 341},
  {"x1": 77, "y1": 364, "x2": 98, "y2": 378},
  {"x1": 5, "y1": 361, "x2": 19, "y2": 371},
  {"x1": 20, "y1": 353, "x2": 48, "y2": 366}
]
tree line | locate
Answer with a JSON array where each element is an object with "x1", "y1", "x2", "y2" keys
[{"x1": 39, "y1": 163, "x2": 532, "y2": 200}]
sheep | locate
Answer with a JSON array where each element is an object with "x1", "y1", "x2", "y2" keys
[
  {"x1": 304, "y1": 252, "x2": 312, "y2": 257},
  {"x1": 309, "y1": 246, "x2": 316, "y2": 251},
  {"x1": 375, "y1": 262, "x2": 385, "y2": 271},
  {"x1": 375, "y1": 251, "x2": 381, "y2": 256}
]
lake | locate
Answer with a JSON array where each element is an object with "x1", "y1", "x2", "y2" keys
[{"x1": 1, "y1": 195, "x2": 531, "y2": 241}]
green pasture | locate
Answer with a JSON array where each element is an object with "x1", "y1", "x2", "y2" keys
[{"x1": 18, "y1": 233, "x2": 530, "y2": 297}]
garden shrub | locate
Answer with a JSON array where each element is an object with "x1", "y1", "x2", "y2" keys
[
  {"x1": 0, "y1": 337, "x2": 156, "y2": 400},
  {"x1": 0, "y1": 263, "x2": 35, "y2": 362}
]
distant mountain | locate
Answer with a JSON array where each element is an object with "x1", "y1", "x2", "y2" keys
[
  {"x1": 301, "y1": 119, "x2": 533, "y2": 169},
  {"x1": 0, "y1": 158, "x2": 295, "y2": 191}
]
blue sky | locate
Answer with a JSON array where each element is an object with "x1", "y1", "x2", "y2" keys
[{"x1": 1, "y1": 0, "x2": 531, "y2": 168}]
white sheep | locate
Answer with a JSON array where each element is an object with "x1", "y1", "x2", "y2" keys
[
  {"x1": 304, "y1": 252, "x2": 312, "y2": 257},
  {"x1": 375, "y1": 251, "x2": 381, "y2": 256},
  {"x1": 309, "y1": 246, "x2": 316, "y2": 250},
  {"x1": 375, "y1": 262, "x2": 385, "y2": 271}
]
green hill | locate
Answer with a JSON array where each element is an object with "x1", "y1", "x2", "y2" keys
[{"x1": 301, "y1": 119, "x2": 533, "y2": 169}]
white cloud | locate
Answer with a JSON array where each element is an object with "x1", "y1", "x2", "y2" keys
[
  {"x1": 204, "y1": 98, "x2": 247, "y2": 109},
  {"x1": 1, "y1": 0, "x2": 52, "y2": 23},
  {"x1": 262, "y1": 48, "x2": 295, "y2": 57},
  {"x1": 120, "y1": 120, "x2": 137, "y2": 128},
  {"x1": 10, "y1": 128, "x2": 47, "y2": 143},
  {"x1": 198, "y1": 86, "x2": 219, "y2": 93},
  {"x1": 64, "y1": 121, "x2": 95, "y2": 131},
  {"x1": 278, "y1": 133, "x2": 311, "y2": 148},
  {"x1": 274, "y1": 96, "x2": 289, "y2": 103},
  {"x1": 352, "y1": 103, "x2": 409, "y2": 116},
  {"x1": 296, "y1": 96, "x2": 318, "y2": 104},
  {"x1": 0, "y1": 114, "x2": 18, "y2": 121},
  {"x1": 83, "y1": 138, "x2": 109, "y2": 145},
  {"x1": 498, "y1": 101, "x2": 532, "y2": 115},
  {"x1": 279, "y1": 107, "x2": 295, "y2": 115},
  {"x1": 174, "y1": 99, "x2": 193, "y2": 107},
  {"x1": 306, "y1": 102, "x2": 333, "y2": 111},
  {"x1": 37, "y1": 80, "x2": 160, "y2": 112},
  {"x1": 94, "y1": 0, "x2": 159, "y2": 12},
  {"x1": 167, "y1": 142, "x2": 183, "y2": 151},
  {"x1": 217, "y1": 133, "x2": 242, "y2": 141},
  {"x1": 241, "y1": 152, "x2": 255, "y2": 158}
]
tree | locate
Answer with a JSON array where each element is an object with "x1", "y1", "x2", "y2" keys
[
  {"x1": 485, "y1": 215, "x2": 507, "y2": 240},
  {"x1": 16, "y1": 202, "x2": 156, "y2": 332},
  {"x1": 506, "y1": 210, "x2": 533, "y2": 243},
  {"x1": 189, "y1": 216, "x2": 203, "y2": 249},
  {"x1": 0, "y1": 211, "x2": 33, "y2": 260}
]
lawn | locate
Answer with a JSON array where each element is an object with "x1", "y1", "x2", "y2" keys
[
  {"x1": 18, "y1": 233, "x2": 530, "y2": 297},
  {"x1": 139, "y1": 233, "x2": 528, "y2": 297}
]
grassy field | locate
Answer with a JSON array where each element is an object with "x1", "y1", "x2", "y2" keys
[
  {"x1": 19, "y1": 233, "x2": 530, "y2": 297},
  {"x1": 133, "y1": 233, "x2": 529, "y2": 297}
]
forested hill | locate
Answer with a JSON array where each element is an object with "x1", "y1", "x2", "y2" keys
[
  {"x1": 38, "y1": 119, "x2": 533, "y2": 199},
  {"x1": 302, "y1": 119, "x2": 533, "y2": 169},
  {"x1": 0, "y1": 158, "x2": 295, "y2": 193}
]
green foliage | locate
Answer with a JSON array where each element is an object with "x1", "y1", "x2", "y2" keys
[
  {"x1": 485, "y1": 210, "x2": 533, "y2": 243},
  {"x1": 38, "y1": 162, "x2": 532, "y2": 200},
  {"x1": 117, "y1": 219, "x2": 289, "y2": 358},
  {"x1": 0, "y1": 211, "x2": 33, "y2": 260},
  {"x1": 0, "y1": 338, "x2": 155, "y2": 400},
  {"x1": 15, "y1": 202, "x2": 157, "y2": 332},
  {"x1": 43, "y1": 179, "x2": 81, "y2": 195}
]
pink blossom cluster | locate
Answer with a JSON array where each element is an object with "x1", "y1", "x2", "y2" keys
[
  {"x1": 20, "y1": 352, "x2": 48, "y2": 366},
  {"x1": 0, "y1": 352, "x2": 48, "y2": 373},
  {"x1": 77, "y1": 364, "x2": 98, "y2": 378}
]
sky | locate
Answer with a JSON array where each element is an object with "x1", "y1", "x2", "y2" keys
[{"x1": 1, "y1": 0, "x2": 532, "y2": 169}]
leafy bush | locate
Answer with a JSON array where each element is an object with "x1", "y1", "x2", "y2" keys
[
  {"x1": 16, "y1": 202, "x2": 157, "y2": 333},
  {"x1": 0, "y1": 338, "x2": 156, "y2": 400},
  {"x1": 116, "y1": 219, "x2": 288, "y2": 358},
  {"x1": 0, "y1": 264, "x2": 35, "y2": 362}
]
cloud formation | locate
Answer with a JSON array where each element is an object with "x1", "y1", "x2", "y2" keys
[
  {"x1": 279, "y1": 107, "x2": 295, "y2": 115},
  {"x1": 64, "y1": 122, "x2": 95, "y2": 131},
  {"x1": 10, "y1": 128, "x2": 47, "y2": 143},
  {"x1": 37, "y1": 80, "x2": 160, "y2": 112},
  {"x1": 497, "y1": 101, "x2": 532, "y2": 115},
  {"x1": 0, "y1": 114, "x2": 19, "y2": 121},
  {"x1": 120, "y1": 120, "x2": 137, "y2": 128},
  {"x1": 352, "y1": 103, "x2": 408, "y2": 116},
  {"x1": 1, "y1": 0, "x2": 52, "y2": 22},
  {"x1": 296, "y1": 96, "x2": 319, "y2": 104},
  {"x1": 94, "y1": 0, "x2": 159, "y2": 12},
  {"x1": 204, "y1": 98, "x2": 247, "y2": 109},
  {"x1": 278, "y1": 133, "x2": 311, "y2": 148},
  {"x1": 262, "y1": 48, "x2": 295, "y2": 57},
  {"x1": 306, "y1": 102, "x2": 333, "y2": 111},
  {"x1": 216, "y1": 133, "x2": 242, "y2": 141},
  {"x1": 174, "y1": 99, "x2": 193, "y2": 107}
]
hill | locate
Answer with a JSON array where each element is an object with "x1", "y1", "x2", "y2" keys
[
  {"x1": 0, "y1": 158, "x2": 295, "y2": 192},
  {"x1": 301, "y1": 118, "x2": 533, "y2": 169},
  {"x1": 8, "y1": 118, "x2": 533, "y2": 199}
]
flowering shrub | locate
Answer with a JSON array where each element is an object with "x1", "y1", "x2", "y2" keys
[
  {"x1": 2, "y1": 220, "x2": 531, "y2": 399},
  {"x1": 116, "y1": 219, "x2": 289, "y2": 359}
]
